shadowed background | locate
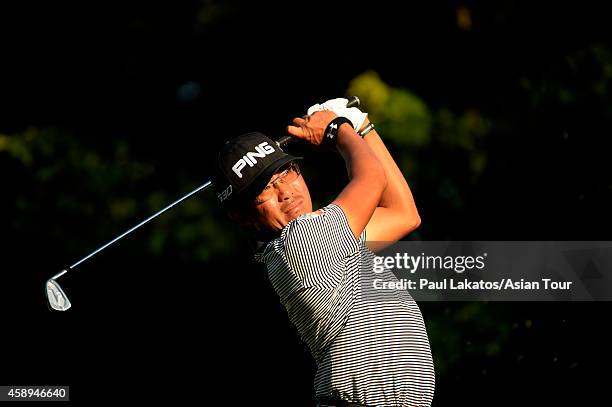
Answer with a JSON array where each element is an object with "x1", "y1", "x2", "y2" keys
[{"x1": 1, "y1": 1, "x2": 611, "y2": 405}]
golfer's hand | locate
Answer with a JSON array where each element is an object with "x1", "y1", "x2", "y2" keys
[
  {"x1": 286, "y1": 110, "x2": 338, "y2": 146},
  {"x1": 308, "y1": 97, "x2": 369, "y2": 132}
]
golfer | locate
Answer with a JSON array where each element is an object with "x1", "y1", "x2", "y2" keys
[{"x1": 215, "y1": 98, "x2": 435, "y2": 407}]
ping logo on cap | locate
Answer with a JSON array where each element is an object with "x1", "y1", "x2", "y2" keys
[{"x1": 232, "y1": 142, "x2": 275, "y2": 178}]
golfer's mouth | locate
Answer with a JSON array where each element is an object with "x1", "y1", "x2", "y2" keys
[{"x1": 283, "y1": 198, "x2": 304, "y2": 216}]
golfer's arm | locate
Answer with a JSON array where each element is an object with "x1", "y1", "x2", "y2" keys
[
  {"x1": 362, "y1": 120, "x2": 421, "y2": 249},
  {"x1": 333, "y1": 123, "x2": 387, "y2": 240}
]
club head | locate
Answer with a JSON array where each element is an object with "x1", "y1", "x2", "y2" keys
[{"x1": 46, "y1": 278, "x2": 71, "y2": 311}]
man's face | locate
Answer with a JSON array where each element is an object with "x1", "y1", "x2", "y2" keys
[{"x1": 251, "y1": 162, "x2": 313, "y2": 234}]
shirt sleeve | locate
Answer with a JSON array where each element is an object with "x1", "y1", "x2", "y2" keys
[{"x1": 283, "y1": 204, "x2": 361, "y2": 288}]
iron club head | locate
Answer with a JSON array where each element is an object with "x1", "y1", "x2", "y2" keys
[{"x1": 46, "y1": 276, "x2": 71, "y2": 311}]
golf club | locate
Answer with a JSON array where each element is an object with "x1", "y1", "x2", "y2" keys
[
  {"x1": 45, "y1": 180, "x2": 213, "y2": 311},
  {"x1": 45, "y1": 96, "x2": 363, "y2": 311}
]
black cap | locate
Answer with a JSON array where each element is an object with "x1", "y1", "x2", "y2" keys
[{"x1": 215, "y1": 132, "x2": 302, "y2": 204}]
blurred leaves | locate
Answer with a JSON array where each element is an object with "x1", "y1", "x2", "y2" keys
[
  {"x1": 520, "y1": 42, "x2": 612, "y2": 109},
  {"x1": 348, "y1": 71, "x2": 432, "y2": 147},
  {"x1": 455, "y1": 6, "x2": 473, "y2": 31},
  {"x1": 436, "y1": 108, "x2": 491, "y2": 177},
  {"x1": 347, "y1": 71, "x2": 492, "y2": 231},
  {"x1": 196, "y1": 0, "x2": 228, "y2": 27},
  {"x1": 348, "y1": 71, "x2": 491, "y2": 177},
  {"x1": 1, "y1": 127, "x2": 239, "y2": 265},
  {"x1": 0, "y1": 128, "x2": 37, "y2": 166}
]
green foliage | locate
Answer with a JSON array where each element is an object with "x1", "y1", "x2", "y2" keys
[
  {"x1": 0, "y1": 131, "x2": 34, "y2": 166},
  {"x1": 348, "y1": 71, "x2": 432, "y2": 147},
  {"x1": 520, "y1": 42, "x2": 612, "y2": 108},
  {"x1": 196, "y1": 0, "x2": 229, "y2": 26},
  {"x1": 345, "y1": 70, "x2": 494, "y2": 238},
  {"x1": 435, "y1": 108, "x2": 491, "y2": 177},
  {"x1": 348, "y1": 71, "x2": 492, "y2": 188},
  {"x1": 2, "y1": 127, "x2": 239, "y2": 264}
]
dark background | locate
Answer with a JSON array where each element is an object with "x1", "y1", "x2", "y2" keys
[{"x1": 2, "y1": 1, "x2": 611, "y2": 405}]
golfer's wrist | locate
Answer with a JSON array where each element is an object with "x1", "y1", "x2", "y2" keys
[
  {"x1": 358, "y1": 117, "x2": 371, "y2": 132},
  {"x1": 321, "y1": 117, "x2": 353, "y2": 148},
  {"x1": 336, "y1": 122, "x2": 358, "y2": 141},
  {"x1": 358, "y1": 118, "x2": 375, "y2": 138},
  {"x1": 335, "y1": 122, "x2": 362, "y2": 153}
]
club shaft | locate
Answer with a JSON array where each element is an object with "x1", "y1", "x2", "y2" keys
[{"x1": 66, "y1": 180, "x2": 213, "y2": 272}]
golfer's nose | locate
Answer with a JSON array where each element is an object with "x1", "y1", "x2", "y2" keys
[{"x1": 276, "y1": 182, "x2": 294, "y2": 200}]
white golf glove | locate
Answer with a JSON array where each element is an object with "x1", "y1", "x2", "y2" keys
[{"x1": 307, "y1": 97, "x2": 368, "y2": 131}]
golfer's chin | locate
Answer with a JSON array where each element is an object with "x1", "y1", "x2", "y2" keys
[
  {"x1": 283, "y1": 198, "x2": 309, "y2": 220},
  {"x1": 274, "y1": 208, "x2": 309, "y2": 231},
  {"x1": 280, "y1": 211, "x2": 301, "y2": 226}
]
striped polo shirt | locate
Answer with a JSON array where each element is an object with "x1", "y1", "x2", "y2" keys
[{"x1": 254, "y1": 204, "x2": 435, "y2": 407}]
